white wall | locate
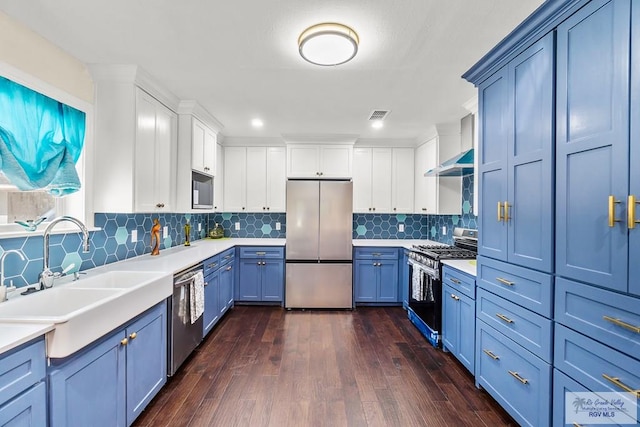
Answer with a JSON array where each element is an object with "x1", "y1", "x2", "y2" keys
[{"x1": 0, "y1": 11, "x2": 93, "y2": 103}]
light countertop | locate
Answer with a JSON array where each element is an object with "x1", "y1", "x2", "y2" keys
[
  {"x1": 0, "y1": 236, "x2": 461, "y2": 355},
  {"x1": 352, "y1": 239, "x2": 441, "y2": 249},
  {"x1": 0, "y1": 323, "x2": 54, "y2": 354},
  {"x1": 442, "y1": 259, "x2": 477, "y2": 277}
]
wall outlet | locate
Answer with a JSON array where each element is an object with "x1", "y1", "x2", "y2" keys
[
  {"x1": 163, "y1": 226, "x2": 169, "y2": 236},
  {"x1": 398, "y1": 224, "x2": 405, "y2": 232},
  {"x1": 275, "y1": 222, "x2": 281, "y2": 231},
  {"x1": 198, "y1": 223, "x2": 202, "y2": 231},
  {"x1": 131, "y1": 230, "x2": 138, "y2": 242},
  {"x1": 442, "y1": 226, "x2": 447, "y2": 235},
  {"x1": 234, "y1": 222, "x2": 240, "y2": 230}
]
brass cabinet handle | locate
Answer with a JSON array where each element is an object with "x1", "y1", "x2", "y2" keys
[
  {"x1": 450, "y1": 294, "x2": 460, "y2": 301},
  {"x1": 224, "y1": 255, "x2": 232, "y2": 259},
  {"x1": 628, "y1": 195, "x2": 640, "y2": 229},
  {"x1": 508, "y1": 370, "x2": 529, "y2": 385},
  {"x1": 497, "y1": 201, "x2": 504, "y2": 222},
  {"x1": 496, "y1": 313, "x2": 514, "y2": 324},
  {"x1": 503, "y1": 201, "x2": 510, "y2": 221},
  {"x1": 603, "y1": 316, "x2": 640, "y2": 334},
  {"x1": 256, "y1": 251, "x2": 266, "y2": 256},
  {"x1": 208, "y1": 262, "x2": 218, "y2": 269},
  {"x1": 449, "y1": 278, "x2": 461, "y2": 285},
  {"x1": 372, "y1": 253, "x2": 382, "y2": 257},
  {"x1": 602, "y1": 374, "x2": 640, "y2": 397},
  {"x1": 608, "y1": 195, "x2": 622, "y2": 227},
  {"x1": 129, "y1": 332, "x2": 137, "y2": 340},
  {"x1": 483, "y1": 349, "x2": 499, "y2": 360},
  {"x1": 121, "y1": 338, "x2": 128, "y2": 346},
  {"x1": 496, "y1": 277, "x2": 514, "y2": 286}
]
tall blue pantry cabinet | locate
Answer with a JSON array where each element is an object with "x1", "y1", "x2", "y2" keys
[{"x1": 464, "y1": 0, "x2": 640, "y2": 426}]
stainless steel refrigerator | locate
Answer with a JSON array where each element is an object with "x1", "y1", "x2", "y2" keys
[{"x1": 285, "y1": 180, "x2": 353, "y2": 309}]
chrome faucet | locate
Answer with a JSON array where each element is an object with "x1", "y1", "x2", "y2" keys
[
  {"x1": 40, "y1": 216, "x2": 90, "y2": 290},
  {"x1": 0, "y1": 250, "x2": 26, "y2": 301}
]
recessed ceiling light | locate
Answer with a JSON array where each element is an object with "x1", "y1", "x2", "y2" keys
[
  {"x1": 251, "y1": 119, "x2": 264, "y2": 128},
  {"x1": 298, "y1": 23, "x2": 359, "y2": 66},
  {"x1": 371, "y1": 120, "x2": 384, "y2": 129}
]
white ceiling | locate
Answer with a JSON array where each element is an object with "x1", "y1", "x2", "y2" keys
[{"x1": 0, "y1": 0, "x2": 543, "y2": 145}]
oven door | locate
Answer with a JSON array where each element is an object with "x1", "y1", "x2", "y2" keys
[{"x1": 407, "y1": 259, "x2": 442, "y2": 346}]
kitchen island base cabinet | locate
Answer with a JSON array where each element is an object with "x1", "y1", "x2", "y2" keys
[{"x1": 48, "y1": 301, "x2": 167, "y2": 427}]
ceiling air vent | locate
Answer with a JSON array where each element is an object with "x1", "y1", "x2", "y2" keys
[{"x1": 368, "y1": 110, "x2": 390, "y2": 121}]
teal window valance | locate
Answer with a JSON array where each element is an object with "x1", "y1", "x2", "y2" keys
[{"x1": 0, "y1": 76, "x2": 85, "y2": 196}]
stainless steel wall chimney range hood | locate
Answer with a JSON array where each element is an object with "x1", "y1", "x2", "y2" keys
[{"x1": 424, "y1": 113, "x2": 475, "y2": 177}]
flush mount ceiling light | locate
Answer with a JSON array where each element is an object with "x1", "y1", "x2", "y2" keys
[{"x1": 298, "y1": 23, "x2": 359, "y2": 66}]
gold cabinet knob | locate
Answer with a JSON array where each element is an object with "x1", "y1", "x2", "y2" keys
[
  {"x1": 129, "y1": 332, "x2": 137, "y2": 340},
  {"x1": 121, "y1": 338, "x2": 128, "y2": 346}
]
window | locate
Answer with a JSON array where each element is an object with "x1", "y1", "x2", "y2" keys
[{"x1": 0, "y1": 64, "x2": 92, "y2": 236}]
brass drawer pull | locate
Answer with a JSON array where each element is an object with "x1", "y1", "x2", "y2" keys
[
  {"x1": 603, "y1": 316, "x2": 640, "y2": 334},
  {"x1": 508, "y1": 370, "x2": 529, "y2": 385},
  {"x1": 602, "y1": 374, "x2": 640, "y2": 398},
  {"x1": 450, "y1": 294, "x2": 460, "y2": 301},
  {"x1": 483, "y1": 349, "x2": 499, "y2": 360},
  {"x1": 497, "y1": 201, "x2": 504, "y2": 222},
  {"x1": 608, "y1": 195, "x2": 622, "y2": 227},
  {"x1": 449, "y1": 278, "x2": 461, "y2": 285},
  {"x1": 372, "y1": 252, "x2": 382, "y2": 257},
  {"x1": 496, "y1": 313, "x2": 514, "y2": 324},
  {"x1": 256, "y1": 251, "x2": 266, "y2": 256},
  {"x1": 496, "y1": 277, "x2": 514, "y2": 286},
  {"x1": 226, "y1": 266, "x2": 232, "y2": 271},
  {"x1": 628, "y1": 195, "x2": 640, "y2": 229},
  {"x1": 208, "y1": 262, "x2": 218, "y2": 269}
]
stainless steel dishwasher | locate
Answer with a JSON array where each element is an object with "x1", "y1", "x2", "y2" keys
[{"x1": 168, "y1": 263, "x2": 204, "y2": 376}]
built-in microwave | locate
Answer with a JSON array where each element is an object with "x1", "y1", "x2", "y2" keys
[{"x1": 192, "y1": 171, "x2": 213, "y2": 209}]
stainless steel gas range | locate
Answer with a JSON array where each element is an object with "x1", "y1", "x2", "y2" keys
[{"x1": 406, "y1": 227, "x2": 477, "y2": 347}]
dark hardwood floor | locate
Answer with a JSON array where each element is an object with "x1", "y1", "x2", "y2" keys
[{"x1": 133, "y1": 306, "x2": 517, "y2": 427}]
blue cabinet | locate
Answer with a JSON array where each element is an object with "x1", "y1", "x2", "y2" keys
[
  {"x1": 49, "y1": 301, "x2": 166, "y2": 427},
  {"x1": 0, "y1": 338, "x2": 47, "y2": 427},
  {"x1": 203, "y1": 248, "x2": 235, "y2": 335},
  {"x1": 401, "y1": 250, "x2": 410, "y2": 309},
  {"x1": 442, "y1": 283, "x2": 475, "y2": 374},
  {"x1": 354, "y1": 247, "x2": 400, "y2": 304},
  {"x1": 556, "y1": 0, "x2": 635, "y2": 294},
  {"x1": 237, "y1": 246, "x2": 284, "y2": 303},
  {"x1": 478, "y1": 33, "x2": 554, "y2": 273}
]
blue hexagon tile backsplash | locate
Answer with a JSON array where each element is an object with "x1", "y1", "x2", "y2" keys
[{"x1": 0, "y1": 175, "x2": 476, "y2": 287}]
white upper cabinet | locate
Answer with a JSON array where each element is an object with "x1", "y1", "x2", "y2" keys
[
  {"x1": 286, "y1": 144, "x2": 353, "y2": 178},
  {"x1": 91, "y1": 65, "x2": 179, "y2": 213},
  {"x1": 353, "y1": 147, "x2": 414, "y2": 214},
  {"x1": 213, "y1": 143, "x2": 224, "y2": 212},
  {"x1": 191, "y1": 119, "x2": 217, "y2": 176},
  {"x1": 391, "y1": 148, "x2": 415, "y2": 213},
  {"x1": 175, "y1": 101, "x2": 223, "y2": 212},
  {"x1": 224, "y1": 146, "x2": 286, "y2": 212}
]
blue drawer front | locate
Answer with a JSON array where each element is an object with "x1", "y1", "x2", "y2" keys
[
  {"x1": 218, "y1": 248, "x2": 235, "y2": 266},
  {"x1": 442, "y1": 266, "x2": 475, "y2": 299},
  {"x1": 477, "y1": 256, "x2": 553, "y2": 318},
  {"x1": 555, "y1": 325, "x2": 640, "y2": 401},
  {"x1": 203, "y1": 254, "x2": 220, "y2": 277},
  {"x1": 0, "y1": 338, "x2": 45, "y2": 408},
  {"x1": 552, "y1": 369, "x2": 634, "y2": 427},
  {"x1": 354, "y1": 247, "x2": 399, "y2": 259},
  {"x1": 477, "y1": 288, "x2": 552, "y2": 363},
  {"x1": 476, "y1": 320, "x2": 551, "y2": 427},
  {"x1": 0, "y1": 381, "x2": 46, "y2": 426},
  {"x1": 555, "y1": 277, "x2": 640, "y2": 360},
  {"x1": 239, "y1": 246, "x2": 284, "y2": 258}
]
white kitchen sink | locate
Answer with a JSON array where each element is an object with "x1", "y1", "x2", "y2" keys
[{"x1": 0, "y1": 270, "x2": 172, "y2": 358}]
